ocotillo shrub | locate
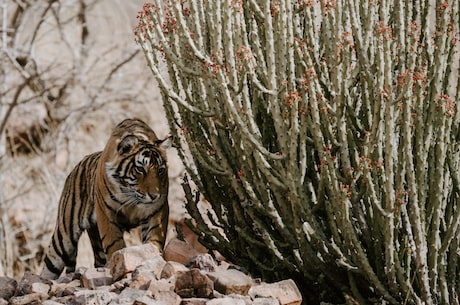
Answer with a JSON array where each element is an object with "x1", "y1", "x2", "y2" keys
[{"x1": 135, "y1": 1, "x2": 460, "y2": 304}]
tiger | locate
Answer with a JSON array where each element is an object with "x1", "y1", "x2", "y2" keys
[{"x1": 41, "y1": 118, "x2": 171, "y2": 279}]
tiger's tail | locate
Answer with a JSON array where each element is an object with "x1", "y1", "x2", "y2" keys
[{"x1": 41, "y1": 218, "x2": 79, "y2": 279}]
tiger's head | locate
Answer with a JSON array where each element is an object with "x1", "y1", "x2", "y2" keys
[{"x1": 101, "y1": 118, "x2": 172, "y2": 208}]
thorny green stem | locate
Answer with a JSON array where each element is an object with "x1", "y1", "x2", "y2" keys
[{"x1": 135, "y1": 0, "x2": 460, "y2": 303}]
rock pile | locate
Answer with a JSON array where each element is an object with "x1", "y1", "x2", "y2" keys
[{"x1": 0, "y1": 240, "x2": 302, "y2": 305}]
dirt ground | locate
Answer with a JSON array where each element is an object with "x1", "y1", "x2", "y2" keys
[{"x1": 0, "y1": 0, "x2": 188, "y2": 278}]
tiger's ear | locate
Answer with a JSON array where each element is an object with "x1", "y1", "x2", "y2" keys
[
  {"x1": 156, "y1": 135, "x2": 172, "y2": 151},
  {"x1": 117, "y1": 135, "x2": 138, "y2": 155}
]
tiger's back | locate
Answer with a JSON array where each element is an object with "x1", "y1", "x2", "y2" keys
[{"x1": 41, "y1": 118, "x2": 171, "y2": 279}]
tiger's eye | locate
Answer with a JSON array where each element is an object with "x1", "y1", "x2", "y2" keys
[{"x1": 135, "y1": 166, "x2": 146, "y2": 175}]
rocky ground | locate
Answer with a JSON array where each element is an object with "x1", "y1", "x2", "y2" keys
[{"x1": 0, "y1": 241, "x2": 302, "y2": 305}]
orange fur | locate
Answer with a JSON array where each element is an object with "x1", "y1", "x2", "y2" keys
[{"x1": 41, "y1": 118, "x2": 170, "y2": 279}]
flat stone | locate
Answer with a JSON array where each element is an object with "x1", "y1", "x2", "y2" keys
[
  {"x1": 253, "y1": 297, "x2": 280, "y2": 305},
  {"x1": 52, "y1": 295, "x2": 74, "y2": 304},
  {"x1": 130, "y1": 270, "x2": 156, "y2": 290},
  {"x1": 180, "y1": 297, "x2": 208, "y2": 305},
  {"x1": 133, "y1": 296, "x2": 166, "y2": 305},
  {"x1": 16, "y1": 271, "x2": 51, "y2": 295},
  {"x1": 207, "y1": 269, "x2": 252, "y2": 295},
  {"x1": 205, "y1": 296, "x2": 246, "y2": 305},
  {"x1": 109, "y1": 244, "x2": 161, "y2": 281},
  {"x1": 248, "y1": 280, "x2": 302, "y2": 305},
  {"x1": 110, "y1": 278, "x2": 131, "y2": 293},
  {"x1": 226, "y1": 294, "x2": 252, "y2": 304},
  {"x1": 73, "y1": 289, "x2": 118, "y2": 305},
  {"x1": 155, "y1": 290, "x2": 181, "y2": 305},
  {"x1": 0, "y1": 276, "x2": 17, "y2": 300},
  {"x1": 31, "y1": 281, "x2": 51, "y2": 295},
  {"x1": 42, "y1": 300, "x2": 67, "y2": 305},
  {"x1": 50, "y1": 279, "x2": 82, "y2": 297},
  {"x1": 164, "y1": 239, "x2": 202, "y2": 265},
  {"x1": 8, "y1": 293, "x2": 45, "y2": 305},
  {"x1": 110, "y1": 288, "x2": 152, "y2": 305},
  {"x1": 186, "y1": 254, "x2": 217, "y2": 272},
  {"x1": 148, "y1": 278, "x2": 175, "y2": 295},
  {"x1": 175, "y1": 269, "x2": 214, "y2": 298},
  {"x1": 81, "y1": 267, "x2": 112, "y2": 289},
  {"x1": 161, "y1": 261, "x2": 189, "y2": 279},
  {"x1": 135, "y1": 256, "x2": 168, "y2": 280}
]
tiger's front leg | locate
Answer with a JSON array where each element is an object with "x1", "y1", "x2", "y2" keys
[
  {"x1": 95, "y1": 202, "x2": 126, "y2": 260},
  {"x1": 142, "y1": 203, "x2": 169, "y2": 251}
]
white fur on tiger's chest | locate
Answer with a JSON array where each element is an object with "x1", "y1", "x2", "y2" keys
[{"x1": 115, "y1": 196, "x2": 166, "y2": 226}]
